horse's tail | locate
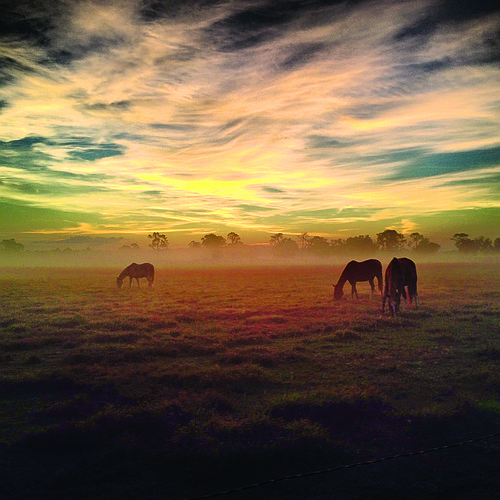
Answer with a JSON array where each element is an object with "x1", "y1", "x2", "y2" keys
[{"x1": 375, "y1": 260, "x2": 383, "y2": 293}]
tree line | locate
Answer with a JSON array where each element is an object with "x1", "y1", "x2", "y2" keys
[{"x1": 2, "y1": 230, "x2": 500, "y2": 257}]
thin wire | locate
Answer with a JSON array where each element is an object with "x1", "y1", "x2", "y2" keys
[{"x1": 182, "y1": 431, "x2": 500, "y2": 500}]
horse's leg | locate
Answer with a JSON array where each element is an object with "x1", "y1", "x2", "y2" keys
[
  {"x1": 136, "y1": 278, "x2": 141, "y2": 288},
  {"x1": 351, "y1": 282, "x2": 358, "y2": 299},
  {"x1": 401, "y1": 287, "x2": 407, "y2": 308},
  {"x1": 369, "y1": 278, "x2": 375, "y2": 299}
]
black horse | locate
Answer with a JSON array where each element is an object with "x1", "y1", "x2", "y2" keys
[
  {"x1": 333, "y1": 259, "x2": 383, "y2": 300},
  {"x1": 382, "y1": 257, "x2": 418, "y2": 316},
  {"x1": 398, "y1": 257, "x2": 418, "y2": 308},
  {"x1": 117, "y1": 263, "x2": 155, "y2": 289}
]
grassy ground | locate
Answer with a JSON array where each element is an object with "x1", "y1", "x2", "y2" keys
[{"x1": 1, "y1": 262, "x2": 499, "y2": 499}]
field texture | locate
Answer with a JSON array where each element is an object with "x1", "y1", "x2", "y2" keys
[{"x1": 1, "y1": 262, "x2": 500, "y2": 499}]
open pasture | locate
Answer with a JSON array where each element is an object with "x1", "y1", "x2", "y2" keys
[{"x1": 1, "y1": 262, "x2": 500, "y2": 499}]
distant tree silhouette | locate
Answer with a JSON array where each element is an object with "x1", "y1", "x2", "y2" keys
[
  {"x1": 452, "y1": 233, "x2": 476, "y2": 254},
  {"x1": 120, "y1": 243, "x2": 140, "y2": 251},
  {"x1": 227, "y1": 232, "x2": 241, "y2": 245},
  {"x1": 201, "y1": 233, "x2": 226, "y2": 248},
  {"x1": 188, "y1": 240, "x2": 201, "y2": 248},
  {"x1": 474, "y1": 236, "x2": 493, "y2": 254},
  {"x1": 270, "y1": 235, "x2": 298, "y2": 258},
  {"x1": 409, "y1": 232, "x2": 441, "y2": 254},
  {"x1": 451, "y1": 233, "x2": 495, "y2": 254},
  {"x1": 344, "y1": 235, "x2": 377, "y2": 255},
  {"x1": 270, "y1": 233, "x2": 284, "y2": 246},
  {"x1": 297, "y1": 232, "x2": 311, "y2": 254},
  {"x1": 0, "y1": 238, "x2": 24, "y2": 253},
  {"x1": 309, "y1": 236, "x2": 331, "y2": 257},
  {"x1": 148, "y1": 232, "x2": 169, "y2": 251},
  {"x1": 376, "y1": 230, "x2": 406, "y2": 252}
]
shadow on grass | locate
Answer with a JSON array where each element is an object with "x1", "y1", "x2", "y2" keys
[{"x1": 1, "y1": 385, "x2": 499, "y2": 500}]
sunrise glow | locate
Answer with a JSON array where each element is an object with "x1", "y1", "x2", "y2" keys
[{"x1": 1, "y1": 0, "x2": 499, "y2": 250}]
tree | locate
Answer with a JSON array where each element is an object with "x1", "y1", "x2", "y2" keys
[
  {"x1": 273, "y1": 237, "x2": 298, "y2": 258},
  {"x1": 148, "y1": 232, "x2": 169, "y2": 251},
  {"x1": 188, "y1": 240, "x2": 201, "y2": 248},
  {"x1": 452, "y1": 233, "x2": 476, "y2": 254},
  {"x1": 376, "y1": 230, "x2": 406, "y2": 252},
  {"x1": 297, "y1": 232, "x2": 311, "y2": 253},
  {"x1": 270, "y1": 233, "x2": 284, "y2": 246},
  {"x1": 0, "y1": 239, "x2": 24, "y2": 253},
  {"x1": 474, "y1": 236, "x2": 493, "y2": 254},
  {"x1": 410, "y1": 232, "x2": 441, "y2": 254},
  {"x1": 201, "y1": 233, "x2": 226, "y2": 248},
  {"x1": 227, "y1": 232, "x2": 241, "y2": 245},
  {"x1": 344, "y1": 235, "x2": 377, "y2": 255},
  {"x1": 309, "y1": 236, "x2": 332, "y2": 257}
]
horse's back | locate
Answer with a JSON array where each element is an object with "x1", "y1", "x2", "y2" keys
[
  {"x1": 398, "y1": 258, "x2": 417, "y2": 283},
  {"x1": 138, "y1": 262, "x2": 154, "y2": 275},
  {"x1": 349, "y1": 259, "x2": 382, "y2": 281},
  {"x1": 385, "y1": 257, "x2": 403, "y2": 281}
]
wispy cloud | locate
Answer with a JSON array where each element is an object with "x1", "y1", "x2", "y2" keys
[{"x1": 1, "y1": 0, "x2": 499, "y2": 245}]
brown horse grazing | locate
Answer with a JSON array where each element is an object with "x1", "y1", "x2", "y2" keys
[
  {"x1": 382, "y1": 257, "x2": 406, "y2": 316},
  {"x1": 333, "y1": 259, "x2": 383, "y2": 300},
  {"x1": 117, "y1": 263, "x2": 155, "y2": 289},
  {"x1": 398, "y1": 257, "x2": 418, "y2": 308}
]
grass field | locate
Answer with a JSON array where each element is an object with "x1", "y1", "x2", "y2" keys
[{"x1": 1, "y1": 262, "x2": 500, "y2": 499}]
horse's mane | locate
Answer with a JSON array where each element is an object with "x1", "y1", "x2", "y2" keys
[{"x1": 118, "y1": 263, "x2": 137, "y2": 280}]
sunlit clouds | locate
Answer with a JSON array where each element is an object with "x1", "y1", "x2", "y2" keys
[{"x1": 1, "y1": 0, "x2": 499, "y2": 248}]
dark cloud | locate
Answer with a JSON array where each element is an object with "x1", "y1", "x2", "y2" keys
[
  {"x1": 262, "y1": 186, "x2": 285, "y2": 193},
  {"x1": 149, "y1": 123, "x2": 197, "y2": 131},
  {"x1": 0, "y1": 0, "x2": 57, "y2": 46},
  {"x1": 205, "y1": 1, "x2": 304, "y2": 52},
  {"x1": 307, "y1": 134, "x2": 345, "y2": 149},
  {"x1": 0, "y1": 135, "x2": 125, "y2": 167},
  {"x1": 386, "y1": 145, "x2": 500, "y2": 181},
  {"x1": 238, "y1": 204, "x2": 274, "y2": 212},
  {"x1": 68, "y1": 145, "x2": 125, "y2": 162},
  {"x1": 0, "y1": 136, "x2": 53, "y2": 171},
  {"x1": 394, "y1": 0, "x2": 500, "y2": 45},
  {"x1": 438, "y1": 172, "x2": 500, "y2": 194},
  {"x1": 0, "y1": 55, "x2": 36, "y2": 87},
  {"x1": 81, "y1": 101, "x2": 132, "y2": 111},
  {"x1": 280, "y1": 42, "x2": 326, "y2": 71}
]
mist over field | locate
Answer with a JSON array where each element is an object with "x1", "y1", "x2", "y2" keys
[
  {"x1": 1, "y1": 244, "x2": 499, "y2": 273},
  {"x1": 1, "y1": 257, "x2": 500, "y2": 498}
]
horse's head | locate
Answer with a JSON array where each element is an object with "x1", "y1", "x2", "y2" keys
[
  {"x1": 116, "y1": 277, "x2": 123, "y2": 289},
  {"x1": 388, "y1": 292, "x2": 400, "y2": 317},
  {"x1": 333, "y1": 284, "x2": 343, "y2": 301}
]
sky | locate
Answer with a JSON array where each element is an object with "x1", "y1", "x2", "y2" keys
[{"x1": 0, "y1": 0, "x2": 499, "y2": 251}]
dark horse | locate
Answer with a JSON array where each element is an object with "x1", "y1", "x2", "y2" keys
[
  {"x1": 398, "y1": 257, "x2": 418, "y2": 308},
  {"x1": 117, "y1": 263, "x2": 155, "y2": 289},
  {"x1": 333, "y1": 259, "x2": 383, "y2": 300},
  {"x1": 382, "y1": 257, "x2": 418, "y2": 316}
]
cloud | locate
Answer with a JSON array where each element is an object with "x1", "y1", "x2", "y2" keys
[
  {"x1": 0, "y1": 0, "x2": 499, "y2": 245},
  {"x1": 386, "y1": 146, "x2": 500, "y2": 181}
]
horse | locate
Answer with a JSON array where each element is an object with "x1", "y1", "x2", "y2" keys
[
  {"x1": 398, "y1": 257, "x2": 418, "y2": 308},
  {"x1": 333, "y1": 259, "x2": 383, "y2": 300},
  {"x1": 382, "y1": 257, "x2": 406, "y2": 316},
  {"x1": 117, "y1": 263, "x2": 155, "y2": 289}
]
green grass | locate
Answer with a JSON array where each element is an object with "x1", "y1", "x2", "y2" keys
[{"x1": 0, "y1": 263, "x2": 499, "y2": 499}]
